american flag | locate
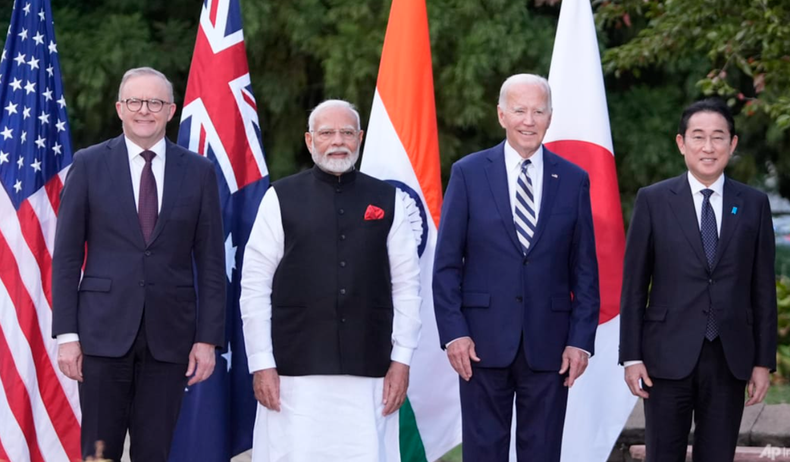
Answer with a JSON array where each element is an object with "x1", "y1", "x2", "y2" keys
[
  {"x1": 169, "y1": 0, "x2": 268, "y2": 459},
  {"x1": 0, "y1": 0, "x2": 81, "y2": 461}
]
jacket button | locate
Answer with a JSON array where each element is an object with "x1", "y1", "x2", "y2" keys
[
  {"x1": 145, "y1": 250, "x2": 151, "y2": 256},
  {"x1": 139, "y1": 280, "x2": 145, "y2": 287},
  {"x1": 339, "y1": 288, "x2": 346, "y2": 295},
  {"x1": 340, "y1": 234, "x2": 346, "y2": 240},
  {"x1": 338, "y1": 209, "x2": 345, "y2": 215},
  {"x1": 516, "y1": 296, "x2": 523, "y2": 302},
  {"x1": 339, "y1": 261, "x2": 346, "y2": 267},
  {"x1": 336, "y1": 188, "x2": 342, "y2": 193},
  {"x1": 341, "y1": 317, "x2": 346, "y2": 323},
  {"x1": 708, "y1": 279, "x2": 713, "y2": 284}
]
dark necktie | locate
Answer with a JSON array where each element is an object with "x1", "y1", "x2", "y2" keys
[
  {"x1": 138, "y1": 150, "x2": 158, "y2": 244},
  {"x1": 700, "y1": 189, "x2": 719, "y2": 340},
  {"x1": 515, "y1": 159, "x2": 537, "y2": 254}
]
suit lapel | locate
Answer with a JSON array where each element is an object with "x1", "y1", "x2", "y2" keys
[
  {"x1": 525, "y1": 148, "x2": 559, "y2": 256},
  {"x1": 147, "y1": 140, "x2": 187, "y2": 246},
  {"x1": 484, "y1": 143, "x2": 522, "y2": 254},
  {"x1": 713, "y1": 177, "x2": 743, "y2": 270},
  {"x1": 667, "y1": 174, "x2": 709, "y2": 270},
  {"x1": 104, "y1": 135, "x2": 147, "y2": 247}
]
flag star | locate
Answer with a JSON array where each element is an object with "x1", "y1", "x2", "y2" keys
[
  {"x1": 33, "y1": 31, "x2": 44, "y2": 45},
  {"x1": 0, "y1": 74, "x2": 2, "y2": 84},
  {"x1": 57, "y1": 95, "x2": 66, "y2": 108},
  {"x1": 46, "y1": 64, "x2": 53, "y2": 77},
  {"x1": 10, "y1": 77, "x2": 22, "y2": 91},
  {"x1": 0, "y1": 151, "x2": 8, "y2": 164},
  {"x1": 1, "y1": 126, "x2": 12, "y2": 140},
  {"x1": 225, "y1": 233, "x2": 237, "y2": 281},
  {"x1": 48, "y1": 40, "x2": 57, "y2": 54},
  {"x1": 30, "y1": 158, "x2": 42, "y2": 172},
  {"x1": 56, "y1": 119, "x2": 65, "y2": 132},
  {"x1": 38, "y1": 112, "x2": 50, "y2": 125},
  {"x1": 39, "y1": 9, "x2": 46, "y2": 21},
  {"x1": 14, "y1": 180, "x2": 22, "y2": 193},
  {"x1": 17, "y1": 157, "x2": 24, "y2": 169},
  {"x1": 18, "y1": 28, "x2": 28, "y2": 41},
  {"x1": 23, "y1": 3, "x2": 31, "y2": 14},
  {"x1": 221, "y1": 343, "x2": 232, "y2": 372},
  {"x1": 14, "y1": 52, "x2": 26, "y2": 66},
  {"x1": 24, "y1": 80, "x2": 36, "y2": 94},
  {"x1": 1, "y1": 49, "x2": 5, "y2": 61},
  {"x1": 35, "y1": 135, "x2": 46, "y2": 149},
  {"x1": 23, "y1": 107, "x2": 31, "y2": 119},
  {"x1": 52, "y1": 142, "x2": 62, "y2": 155},
  {"x1": 27, "y1": 56, "x2": 39, "y2": 70},
  {"x1": 42, "y1": 88, "x2": 53, "y2": 101},
  {"x1": 21, "y1": 131, "x2": 27, "y2": 143},
  {"x1": 4, "y1": 101, "x2": 18, "y2": 115}
]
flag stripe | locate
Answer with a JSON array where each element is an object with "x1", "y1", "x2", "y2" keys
[
  {"x1": 0, "y1": 231, "x2": 80, "y2": 459},
  {"x1": 44, "y1": 174, "x2": 64, "y2": 219},
  {"x1": 374, "y1": 0, "x2": 442, "y2": 228},
  {"x1": 398, "y1": 398, "x2": 428, "y2": 462},
  {"x1": 17, "y1": 202, "x2": 54, "y2": 308}
]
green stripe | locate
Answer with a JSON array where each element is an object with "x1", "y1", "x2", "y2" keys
[{"x1": 399, "y1": 397, "x2": 428, "y2": 462}]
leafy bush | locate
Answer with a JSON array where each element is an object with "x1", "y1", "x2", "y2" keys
[{"x1": 777, "y1": 277, "x2": 790, "y2": 382}]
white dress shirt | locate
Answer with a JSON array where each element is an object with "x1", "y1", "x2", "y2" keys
[
  {"x1": 505, "y1": 141, "x2": 544, "y2": 223},
  {"x1": 623, "y1": 171, "x2": 725, "y2": 368},
  {"x1": 57, "y1": 136, "x2": 167, "y2": 344},
  {"x1": 240, "y1": 187, "x2": 422, "y2": 373}
]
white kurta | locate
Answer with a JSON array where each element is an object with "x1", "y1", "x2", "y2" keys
[{"x1": 240, "y1": 184, "x2": 422, "y2": 462}]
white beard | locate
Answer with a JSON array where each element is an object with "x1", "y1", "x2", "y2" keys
[{"x1": 312, "y1": 146, "x2": 359, "y2": 174}]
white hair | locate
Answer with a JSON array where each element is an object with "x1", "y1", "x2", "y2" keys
[
  {"x1": 118, "y1": 67, "x2": 174, "y2": 102},
  {"x1": 308, "y1": 99, "x2": 361, "y2": 131},
  {"x1": 498, "y1": 74, "x2": 552, "y2": 112}
]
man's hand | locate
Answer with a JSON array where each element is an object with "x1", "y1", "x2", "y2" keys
[
  {"x1": 253, "y1": 368, "x2": 281, "y2": 412},
  {"x1": 382, "y1": 361, "x2": 410, "y2": 416},
  {"x1": 186, "y1": 342, "x2": 216, "y2": 386},
  {"x1": 559, "y1": 346, "x2": 589, "y2": 387},
  {"x1": 624, "y1": 363, "x2": 653, "y2": 399},
  {"x1": 446, "y1": 337, "x2": 480, "y2": 381},
  {"x1": 57, "y1": 341, "x2": 83, "y2": 382},
  {"x1": 745, "y1": 366, "x2": 771, "y2": 406}
]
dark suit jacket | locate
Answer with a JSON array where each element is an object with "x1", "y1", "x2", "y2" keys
[
  {"x1": 619, "y1": 174, "x2": 776, "y2": 381},
  {"x1": 433, "y1": 142, "x2": 600, "y2": 371},
  {"x1": 52, "y1": 135, "x2": 226, "y2": 364}
]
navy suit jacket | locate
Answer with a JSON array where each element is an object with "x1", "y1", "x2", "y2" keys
[
  {"x1": 433, "y1": 142, "x2": 600, "y2": 371},
  {"x1": 619, "y1": 174, "x2": 776, "y2": 381},
  {"x1": 52, "y1": 135, "x2": 226, "y2": 364}
]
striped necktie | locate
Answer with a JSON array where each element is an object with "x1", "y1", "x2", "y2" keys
[{"x1": 515, "y1": 159, "x2": 537, "y2": 253}]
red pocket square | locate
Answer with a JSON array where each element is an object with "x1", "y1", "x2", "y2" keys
[{"x1": 364, "y1": 205, "x2": 385, "y2": 220}]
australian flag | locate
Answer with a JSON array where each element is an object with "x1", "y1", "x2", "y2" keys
[{"x1": 170, "y1": 0, "x2": 268, "y2": 460}]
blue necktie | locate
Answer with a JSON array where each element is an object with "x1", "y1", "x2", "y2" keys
[
  {"x1": 515, "y1": 159, "x2": 537, "y2": 254},
  {"x1": 700, "y1": 189, "x2": 719, "y2": 340}
]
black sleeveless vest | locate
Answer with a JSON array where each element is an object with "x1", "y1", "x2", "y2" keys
[{"x1": 270, "y1": 166, "x2": 396, "y2": 377}]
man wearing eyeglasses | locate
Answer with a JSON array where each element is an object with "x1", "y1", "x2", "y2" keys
[
  {"x1": 240, "y1": 99, "x2": 421, "y2": 461},
  {"x1": 52, "y1": 67, "x2": 225, "y2": 462}
]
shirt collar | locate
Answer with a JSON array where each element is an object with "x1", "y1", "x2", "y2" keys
[
  {"x1": 124, "y1": 136, "x2": 167, "y2": 162},
  {"x1": 504, "y1": 141, "x2": 543, "y2": 173},
  {"x1": 687, "y1": 171, "x2": 724, "y2": 197}
]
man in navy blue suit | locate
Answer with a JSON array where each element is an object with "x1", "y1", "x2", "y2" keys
[{"x1": 433, "y1": 74, "x2": 600, "y2": 461}]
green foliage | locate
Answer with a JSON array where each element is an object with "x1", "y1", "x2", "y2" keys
[{"x1": 777, "y1": 277, "x2": 790, "y2": 382}]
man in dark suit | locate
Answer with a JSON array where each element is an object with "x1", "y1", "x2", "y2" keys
[
  {"x1": 52, "y1": 67, "x2": 226, "y2": 462},
  {"x1": 433, "y1": 74, "x2": 600, "y2": 462},
  {"x1": 619, "y1": 98, "x2": 777, "y2": 462}
]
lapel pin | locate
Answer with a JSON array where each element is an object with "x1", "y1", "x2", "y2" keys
[
  {"x1": 731, "y1": 206, "x2": 738, "y2": 215},
  {"x1": 551, "y1": 173, "x2": 558, "y2": 178}
]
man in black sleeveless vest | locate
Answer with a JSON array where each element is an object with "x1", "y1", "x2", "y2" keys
[{"x1": 240, "y1": 100, "x2": 422, "y2": 461}]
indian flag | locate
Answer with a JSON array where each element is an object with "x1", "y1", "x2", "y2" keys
[
  {"x1": 360, "y1": 0, "x2": 461, "y2": 461},
  {"x1": 544, "y1": 0, "x2": 638, "y2": 460}
]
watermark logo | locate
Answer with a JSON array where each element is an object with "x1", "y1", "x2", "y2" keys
[{"x1": 760, "y1": 444, "x2": 790, "y2": 460}]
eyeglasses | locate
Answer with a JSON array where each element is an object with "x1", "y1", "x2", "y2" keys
[
  {"x1": 120, "y1": 98, "x2": 171, "y2": 113},
  {"x1": 686, "y1": 134, "x2": 731, "y2": 147},
  {"x1": 311, "y1": 129, "x2": 359, "y2": 141}
]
